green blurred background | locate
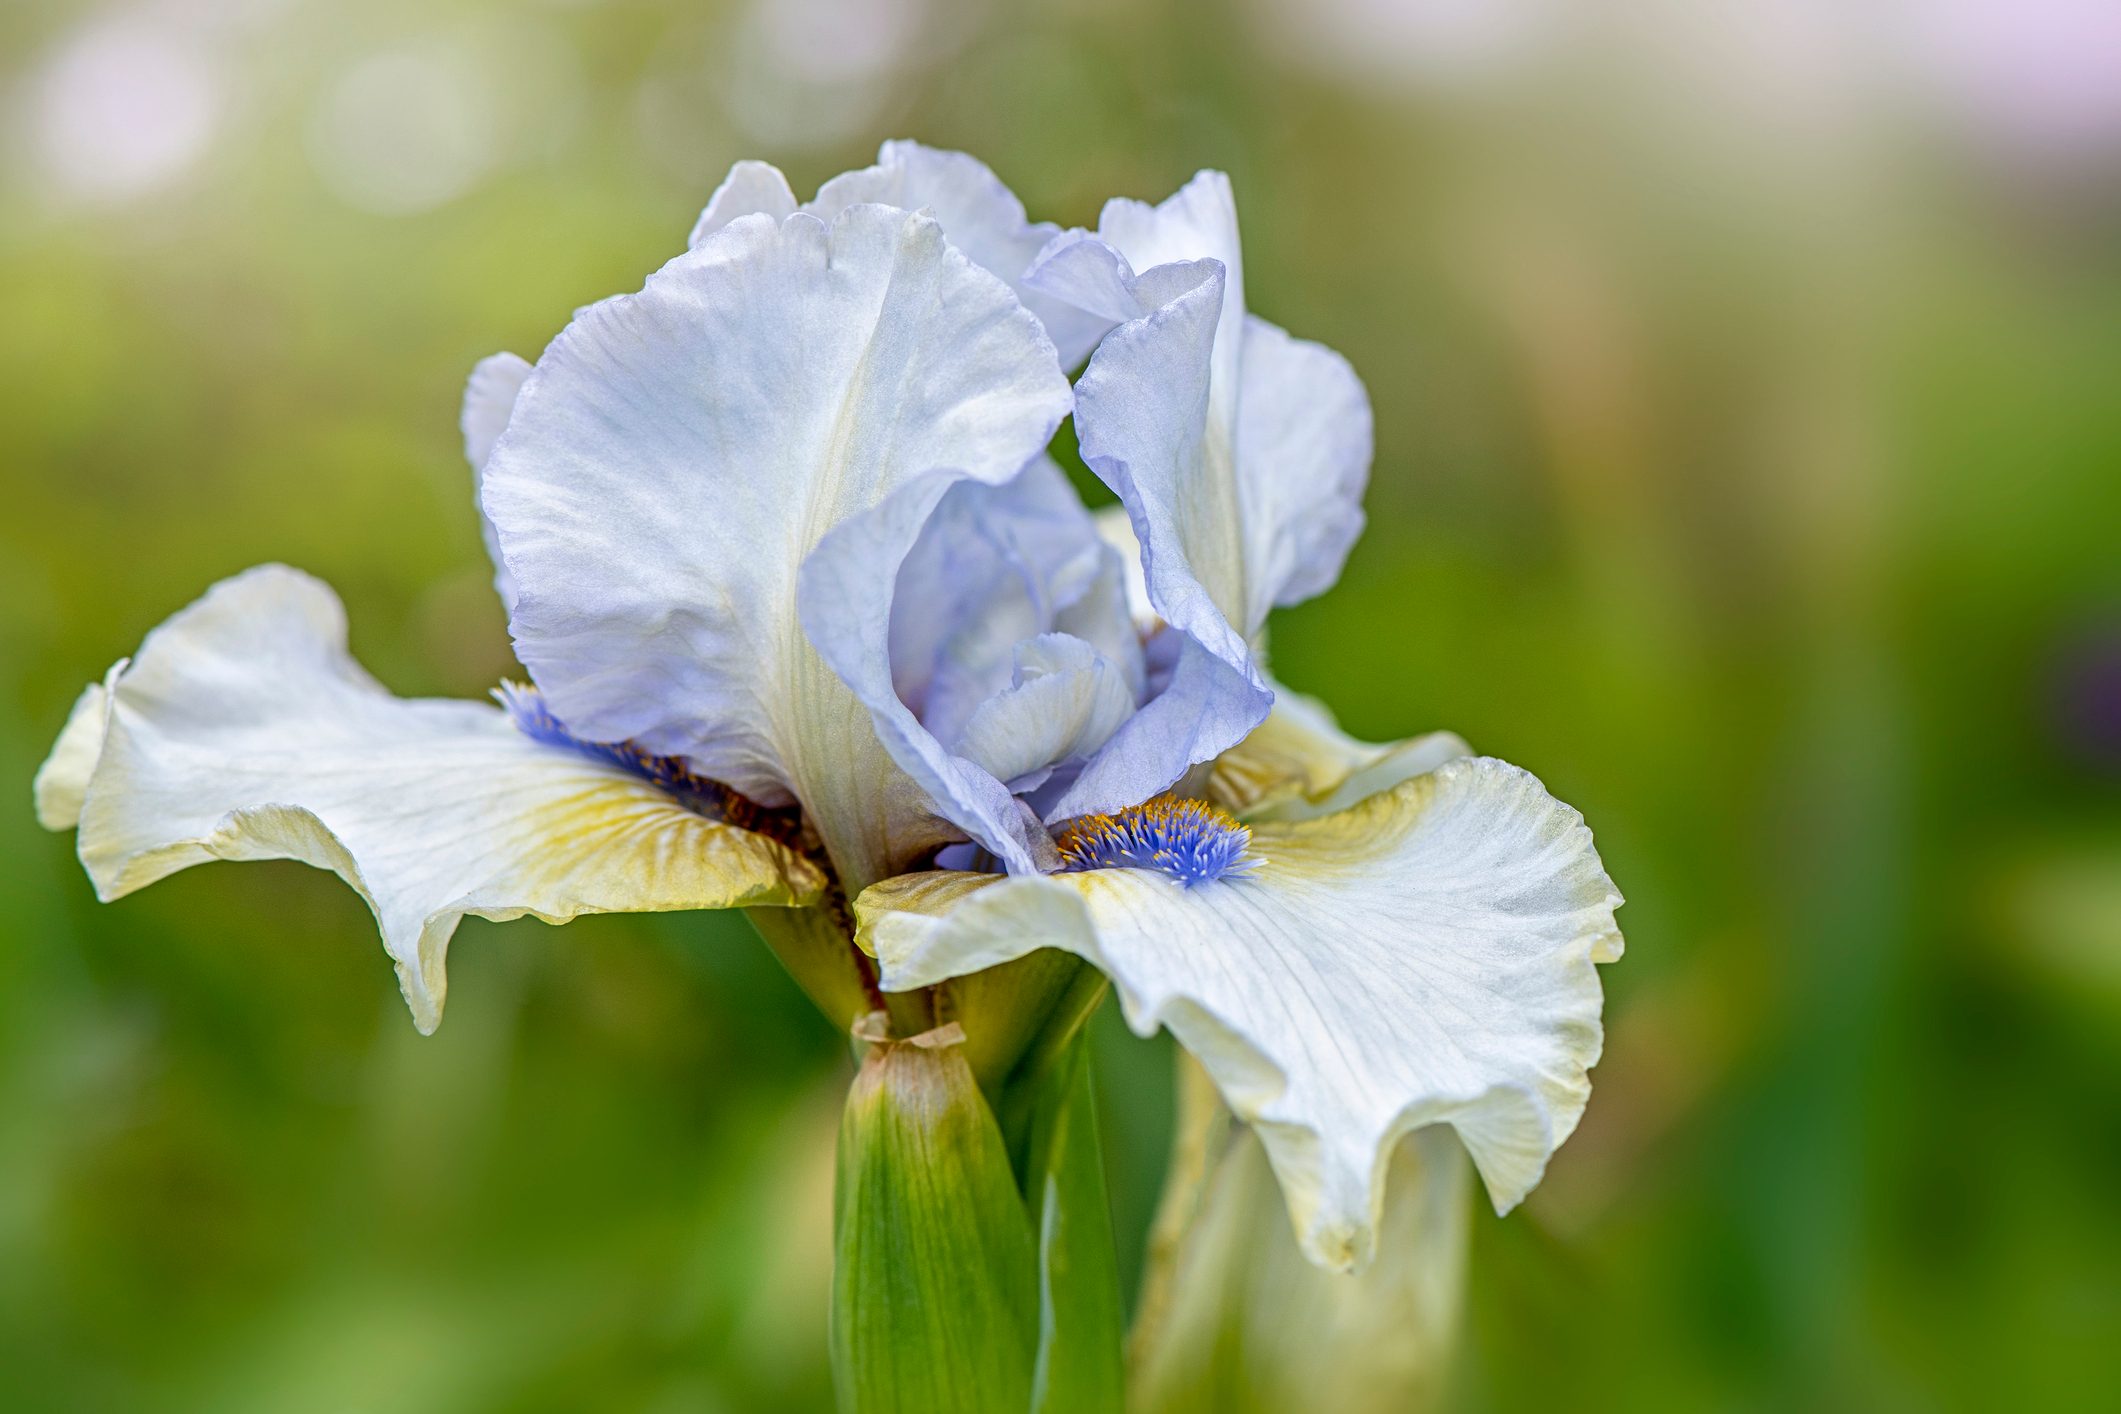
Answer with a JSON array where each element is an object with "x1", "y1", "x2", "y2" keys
[{"x1": 3, "y1": 0, "x2": 2117, "y2": 1408}]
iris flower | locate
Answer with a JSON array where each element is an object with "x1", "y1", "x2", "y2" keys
[{"x1": 36, "y1": 141, "x2": 1621, "y2": 1274}]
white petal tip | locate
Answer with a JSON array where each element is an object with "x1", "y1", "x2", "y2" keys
[
  {"x1": 34, "y1": 677, "x2": 114, "y2": 831},
  {"x1": 1305, "y1": 1223, "x2": 1367, "y2": 1275}
]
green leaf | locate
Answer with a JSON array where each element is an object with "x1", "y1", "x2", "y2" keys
[
  {"x1": 831, "y1": 1021, "x2": 1038, "y2": 1414},
  {"x1": 1020, "y1": 1027, "x2": 1126, "y2": 1414}
]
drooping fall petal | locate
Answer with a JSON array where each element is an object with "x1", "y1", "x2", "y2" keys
[
  {"x1": 40, "y1": 566, "x2": 824, "y2": 1033},
  {"x1": 858, "y1": 756, "x2": 1622, "y2": 1270}
]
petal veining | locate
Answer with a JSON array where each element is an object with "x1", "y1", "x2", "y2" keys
[
  {"x1": 484, "y1": 204, "x2": 1071, "y2": 887},
  {"x1": 690, "y1": 140, "x2": 1111, "y2": 367},
  {"x1": 1031, "y1": 171, "x2": 1373, "y2": 641},
  {"x1": 948, "y1": 634, "x2": 1137, "y2": 789},
  {"x1": 52, "y1": 566, "x2": 824, "y2": 1033},
  {"x1": 460, "y1": 350, "x2": 532, "y2": 609},
  {"x1": 858, "y1": 755, "x2": 1622, "y2": 1271},
  {"x1": 496, "y1": 681, "x2": 805, "y2": 848}
]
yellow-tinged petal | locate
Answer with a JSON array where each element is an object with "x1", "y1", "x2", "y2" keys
[
  {"x1": 1206, "y1": 682, "x2": 1470, "y2": 821},
  {"x1": 857, "y1": 756, "x2": 1622, "y2": 1271},
  {"x1": 482, "y1": 204, "x2": 1073, "y2": 887},
  {"x1": 1131, "y1": 1117, "x2": 1470, "y2": 1414},
  {"x1": 32, "y1": 671, "x2": 115, "y2": 830},
  {"x1": 49, "y1": 565, "x2": 826, "y2": 1033}
]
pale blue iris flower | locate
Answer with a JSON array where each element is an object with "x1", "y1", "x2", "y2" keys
[{"x1": 37, "y1": 142, "x2": 1621, "y2": 1274}]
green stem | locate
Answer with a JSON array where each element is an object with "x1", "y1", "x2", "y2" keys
[
  {"x1": 744, "y1": 905, "x2": 881, "y2": 1038},
  {"x1": 996, "y1": 962, "x2": 1111, "y2": 1165}
]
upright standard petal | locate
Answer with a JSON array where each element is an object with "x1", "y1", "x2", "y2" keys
[
  {"x1": 484, "y1": 206, "x2": 1071, "y2": 887},
  {"x1": 858, "y1": 757, "x2": 1623, "y2": 1271},
  {"x1": 948, "y1": 635, "x2": 1136, "y2": 789},
  {"x1": 1032, "y1": 172, "x2": 1373, "y2": 640},
  {"x1": 888, "y1": 458, "x2": 1136, "y2": 747},
  {"x1": 872, "y1": 456, "x2": 1219, "y2": 827},
  {"x1": 690, "y1": 142, "x2": 1110, "y2": 368},
  {"x1": 1090, "y1": 505, "x2": 1152, "y2": 628},
  {"x1": 460, "y1": 351, "x2": 532, "y2": 609},
  {"x1": 1022, "y1": 244, "x2": 1273, "y2": 818},
  {"x1": 1230, "y1": 318, "x2": 1370, "y2": 626},
  {"x1": 53, "y1": 566, "x2": 824, "y2": 1033},
  {"x1": 686, "y1": 159, "x2": 798, "y2": 244},
  {"x1": 1093, "y1": 171, "x2": 1247, "y2": 434}
]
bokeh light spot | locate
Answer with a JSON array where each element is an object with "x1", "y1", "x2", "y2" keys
[{"x1": 30, "y1": 13, "x2": 221, "y2": 204}]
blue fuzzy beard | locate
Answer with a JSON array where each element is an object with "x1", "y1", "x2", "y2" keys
[{"x1": 1055, "y1": 798, "x2": 1257, "y2": 886}]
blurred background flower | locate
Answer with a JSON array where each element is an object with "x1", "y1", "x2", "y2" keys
[{"x1": 1, "y1": 0, "x2": 2115, "y2": 1408}]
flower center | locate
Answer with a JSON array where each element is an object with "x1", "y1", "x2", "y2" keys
[
  {"x1": 499, "y1": 682, "x2": 803, "y2": 848},
  {"x1": 1055, "y1": 798, "x2": 1256, "y2": 886}
]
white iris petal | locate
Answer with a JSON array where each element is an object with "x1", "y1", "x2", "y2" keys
[
  {"x1": 1208, "y1": 682, "x2": 1474, "y2": 822},
  {"x1": 459, "y1": 349, "x2": 531, "y2": 610},
  {"x1": 483, "y1": 204, "x2": 1072, "y2": 888},
  {"x1": 43, "y1": 566, "x2": 824, "y2": 1033},
  {"x1": 690, "y1": 140, "x2": 1112, "y2": 368},
  {"x1": 949, "y1": 634, "x2": 1138, "y2": 790},
  {"x1": 889, "y1": 457, "x2": 1142, "y2": 757},
  {"x1": 858, "y1": 755, "x2": 1622, "y2": 1272},
  {"x1": 1030, "y1": 170, "x2": 1373, "y2": 645}
]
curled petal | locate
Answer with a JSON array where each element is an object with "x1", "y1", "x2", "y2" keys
[
  {"x1": 691, "y1": 142, "x2": 1110, "y2": 367},
  {"x1": 33, "y1": 675, "x2": 114, "y2": 830},
  {"x1": 1041, "y1": 244, "x2": 1250, "y2": 658},
  {"x1": 869, "y1": 452, "x2": 1212, "y2": 831},
  {"x1": 798, "y1": 477, "x2": 1054, "y2": 878},
  {"x1": 485, "y1": 205, "x2": 1071, "y2": 887},
  {"x1": 949, "y1": 634, "x2": 1136, "y2": 788},
  {"x1": 1093, "y1": 170, "x2": 1248, "y2": 421},
  {"x1": 889, "y1": 458, "x2": 1131, "y2": 743},
  {"x1": 460, "y1": 351, "x2": 530, "y2": 473},
  {"x1": 1027, "y1": 240, "x2": 1273, "y2": 811},
  {"x1": 1043, "y1": 630, "x2": 1267, "y2": 824},
  {"x1": 46, "y1": 566, "x2": 824, "y2": 1033},
  {"x1": 1208, "y1": 683, "x2": 1471, "y2": 821},
  {"x1": 1032, "y1": 172, "x2": 1373, "y2": 639},
  {"x1": 461, "y1": 351, "x2": 532, "y2": 609},
  {"x1": 687, "y1": 159, "x2": 799, "y2": 245},
  {"x1": 858, "y1": 756, "x2": 1622, "y2": 1271}
]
